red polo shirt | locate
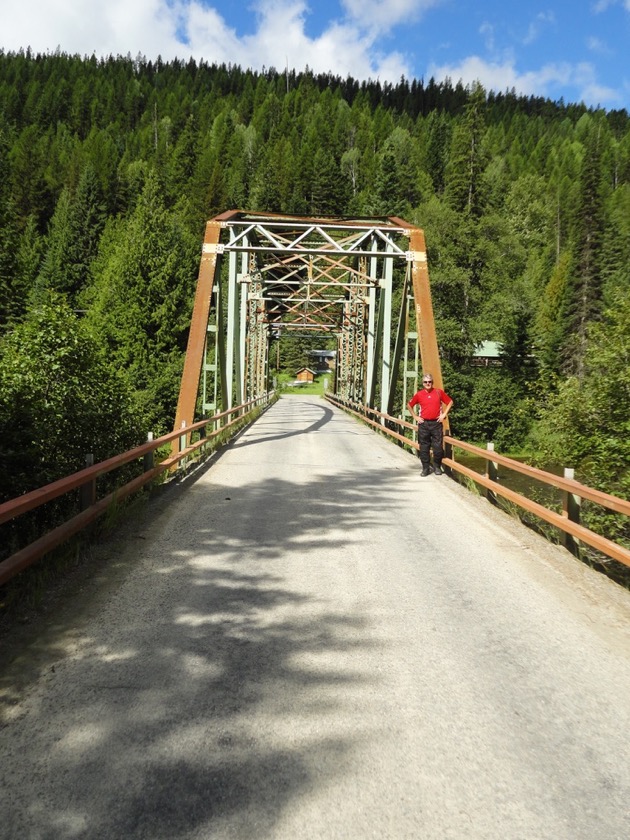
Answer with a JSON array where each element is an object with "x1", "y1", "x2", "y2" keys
[{"x1": 408, "y1": 387, "x2": 452, "y2": 420}]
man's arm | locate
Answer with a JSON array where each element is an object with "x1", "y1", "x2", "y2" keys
[{"x1": 438, "y1": 395, "x2": 453, "y2": 423}]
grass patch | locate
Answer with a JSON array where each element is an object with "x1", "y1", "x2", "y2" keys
[{"x1": 275, "y1": 372, "x2": 331, "y2": 396}]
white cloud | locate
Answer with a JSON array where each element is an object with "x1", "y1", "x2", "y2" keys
[
  {"x1": 205, "y1": 1, "x2": 412, "y2": 79},
  {"x1": 1, "y1": 0, "x2": 626, "y2": 103},
  {"x1": 0, "y1": 0, "x2": 413, "y2": 81},
  {"x1": 593, "y1": 0, "x2": 630, "y2": 11},
  {"x1": 341, "y1": 0, "x2": 442, "y2": 32},
  {"x1": 0, "y1": 0, "x2": 188, "y2": 58},
  {"x1": 427, "y1": 55, "x2": 621, "y2": 107},
  {"x1": 523, "y1": 11, "x2": 555, "y2": 45},
  {"x1": 587, "y1": 36, "x2": 611, "y2": 54},
  {"x1": 571, "y1": 62, "x2": 621, "y2": 106},
  {"x1": 479, "y1": 22, "x2": 495, "y2": 53}
]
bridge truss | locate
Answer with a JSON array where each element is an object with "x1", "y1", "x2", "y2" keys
[{"x1": 173, "y1": 211, "x2": 443, "y2": 442}]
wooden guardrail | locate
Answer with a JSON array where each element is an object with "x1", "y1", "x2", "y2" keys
[
  {"x1": 0, "y1": 393, "x2": 275, "y2": 586},
  {"x1": 325, "y1": 393, "x2": 630, "y2": 570}
]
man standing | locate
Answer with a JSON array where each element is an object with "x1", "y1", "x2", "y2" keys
[{"x1": 407, "y1": 373, "x2": 453, "y2": 476}]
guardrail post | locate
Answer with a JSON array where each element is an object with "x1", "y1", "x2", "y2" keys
[
  {"x1": 444, "y1": 439, "x2": 453, "y2": 476},
  {"x1": 143, "y1": 432, "x2": 154, "y2": 472},
  {"x1": 179, "y1": 420, "x2": 188, "y2": 468},
  {"x1": 486, "y1": 442, "x2": 498, "y2": 505},
  {"x1": 562, "y1": 467, "x2": 581, "y2": 558},
  {"x1": 80, "y1": 454, "x2": 96, "y2": 511}
]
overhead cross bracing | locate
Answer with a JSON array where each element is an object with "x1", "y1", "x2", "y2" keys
[
  {"x1": 173, "y1": 211, "x2": 443, "y2": 449},
  {"x1": 215, "y1": 213, "x2": 410, "y2": 334}
]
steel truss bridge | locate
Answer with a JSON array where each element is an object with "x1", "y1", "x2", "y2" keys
[
  {"x1": 2, "y1": 206, "x2": 629, "y2": 583},
  {"x1": 173, "y1": 211, "x2": 444, "y2": 444}
]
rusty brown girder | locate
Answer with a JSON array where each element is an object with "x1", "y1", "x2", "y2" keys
[
  {"x1": 407, "y1": 225, "x2": 443, "y2": 389},
  {"x1": 172, "y1": 220, "x2": 222, "y2": 451}
]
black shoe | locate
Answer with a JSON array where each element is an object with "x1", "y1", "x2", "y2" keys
[
  {"x1": 421, "y1": 468, "x2": 432, "y2": 477},
  {"x1": 433, "y1": 465, "x2": 443, "y2": 475}
]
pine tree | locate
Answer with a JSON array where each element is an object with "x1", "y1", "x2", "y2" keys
[
  {"x1": 84, "y1": 171, "x2": 199, "y2": 430},
  {"x1": 31, "y1": 165, "x2": 105, "y2": 306},
  {"x1": 16, "y1": 214, "x2": 43, "y2": 291},
  {"x1": 444, "y1": 84, "x2": 489, "y2": 216},
  {"x1": 423, "y1": 110, "x2": 451, "y2": 193},
  {"x1": 0, "y1": 197, "x2": 23, "y2": 328},
  {"x1": 534, "y1": 250, "x2": 571, "y2": 376},
  {"x1": 310, "y1": 148, "x2": 348, "y2": 216},
  {"x1": 66, "y1": 165, "x2": 106, "y2": 296},
  {"x1": 563, "y1": 120, "x2": 608, "y2": 377},
  {"x1": 600, "y1": 183, "x2": 630, "y2": 302},
  {"x1": 31, "y1": 188, "x2": 74, "y2": 304}
]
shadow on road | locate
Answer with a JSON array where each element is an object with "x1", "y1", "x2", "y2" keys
[
  {"x1": 0, "y1": 421, "x2": 409, "y2": 838},
  {"x1": 229, "y1": 397, "x2": 336, "y2": 448}
]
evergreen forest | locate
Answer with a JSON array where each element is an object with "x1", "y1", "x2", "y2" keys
[{"x1": 1, "y1": 49, "x2": 629, "y2": 516}]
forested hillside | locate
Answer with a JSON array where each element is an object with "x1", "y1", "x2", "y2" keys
[{"x1": 0, "y1": 50, "x2": 629, "y2": 509}]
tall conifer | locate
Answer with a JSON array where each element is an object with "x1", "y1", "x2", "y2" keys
[
  {"x1": 444, "y1": 83, "x2": 489, "y2": 217},
  {"x1": 563, "y1": 120, "x2": 608, "y2": 376}
]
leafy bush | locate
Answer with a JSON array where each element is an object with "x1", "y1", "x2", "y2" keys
[
  {"x1": 0, "y1": 294, "x2": 144, "y2": 504},
  {"x1": 452, "y1": 369, "x2": 531, "y2": 451}
]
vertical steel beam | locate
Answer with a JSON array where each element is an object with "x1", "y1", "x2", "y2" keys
[
  {"x1": 235, "y1": 252, "x2": 249, "y2": 405},
  {"x1": 388, "y1": 269, "x2": 410, "y2": 416},
  {"x1": 339, "y1": 298, "x2": 355, "y2": 401},
  {"x1": 225, "y1": 238, "x2": 239, "y2": 411},
  {"x1": 401, "y1": 275, "x2": 420, "y2": 419},
  {"x1": 201, "y1": 282, "x2": 220, "y2": 416},
  {"x1": 215, "y1": 273, "x2": 228, "y2": 418},
  {"x1": 369, "y1": 289, "x2": 384, "y2": 408},
  {"x1": 409, "y1": 229, "x2": 443, "y2": 388},
  {"x1": 238, "y1": 252, "x2": 248, "y2": 405},
  {"x1": 379, "y1": 251, "x2": 393, "y2": 417},
  {"x1": 247, "y1": 271, "x2": 268, "y2": 399},
  {"x1": 365, "y1": 246, "x2": 378, "y2": 408},
  {"x1": 365, "y1": 280, "x2": 377, "y2": 407},
  {"x1": 347, "y1": 277, "x2": 366, "y2": 403},
  {"x1": 173, "y1": 220, "x2": 222, "y2": 448}
]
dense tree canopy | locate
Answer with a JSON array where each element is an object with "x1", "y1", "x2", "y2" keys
[{"x1": 0, "y1": 50, "x2": 628, "y2": 509}]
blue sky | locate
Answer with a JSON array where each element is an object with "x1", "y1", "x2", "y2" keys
[{"x1": 1, "y1": 0, "x2": 629, "y2": 110}]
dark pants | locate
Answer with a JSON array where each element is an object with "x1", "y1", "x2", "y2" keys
[{"x1": 418, "y1": 420, "x2": 444, "y2": 468}]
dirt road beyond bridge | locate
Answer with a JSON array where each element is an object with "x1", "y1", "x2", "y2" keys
[{"x1": 2, "y1": 395, "x2": 630, "y2": 839}]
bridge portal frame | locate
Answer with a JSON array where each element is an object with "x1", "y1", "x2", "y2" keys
[{"x1": 173, "y1": 211, "x2": 443, "y2": 448}]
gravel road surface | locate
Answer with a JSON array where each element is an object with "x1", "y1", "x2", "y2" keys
[{"x1": 1, "y1": 395, "x2": 630, "y2": 840}]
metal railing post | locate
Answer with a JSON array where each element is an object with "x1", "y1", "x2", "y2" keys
[
  {"x1": 179, "y1": 421, "x2": 188, "y2": 468},
  {"x1": 444, "y1": 438, "x2": 453, "y2": 476},
  {"x1": 562, "y1": 467, "x2": 581, "y2": 558},
  {"x1": 486, "y1": 442, "x2": 498, "y2": 505},
  {"x1": 143, "y1": 432, "x2": 154, "y2": 472},
  {"x1": 80, "y1": 454, "x2": 96, "y2": 511}
]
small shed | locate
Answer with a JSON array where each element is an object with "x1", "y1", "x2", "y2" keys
[
  {"x1": 309, "y1": 350, "x2": 337, "y2": 371},
  {"x1": 472, "y1": 341, "x2": 502, "y2": 367},
  {"x1": 295, "y1": 367, "x2": 316, "y2": 383}
]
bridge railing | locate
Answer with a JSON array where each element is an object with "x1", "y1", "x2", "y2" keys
[
  {"x1": 0, "y1": 393, "x2": 275, "y2": 586},
  {"x1": 324, "y1": 393, "x2": 630, "y2": 570}
]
